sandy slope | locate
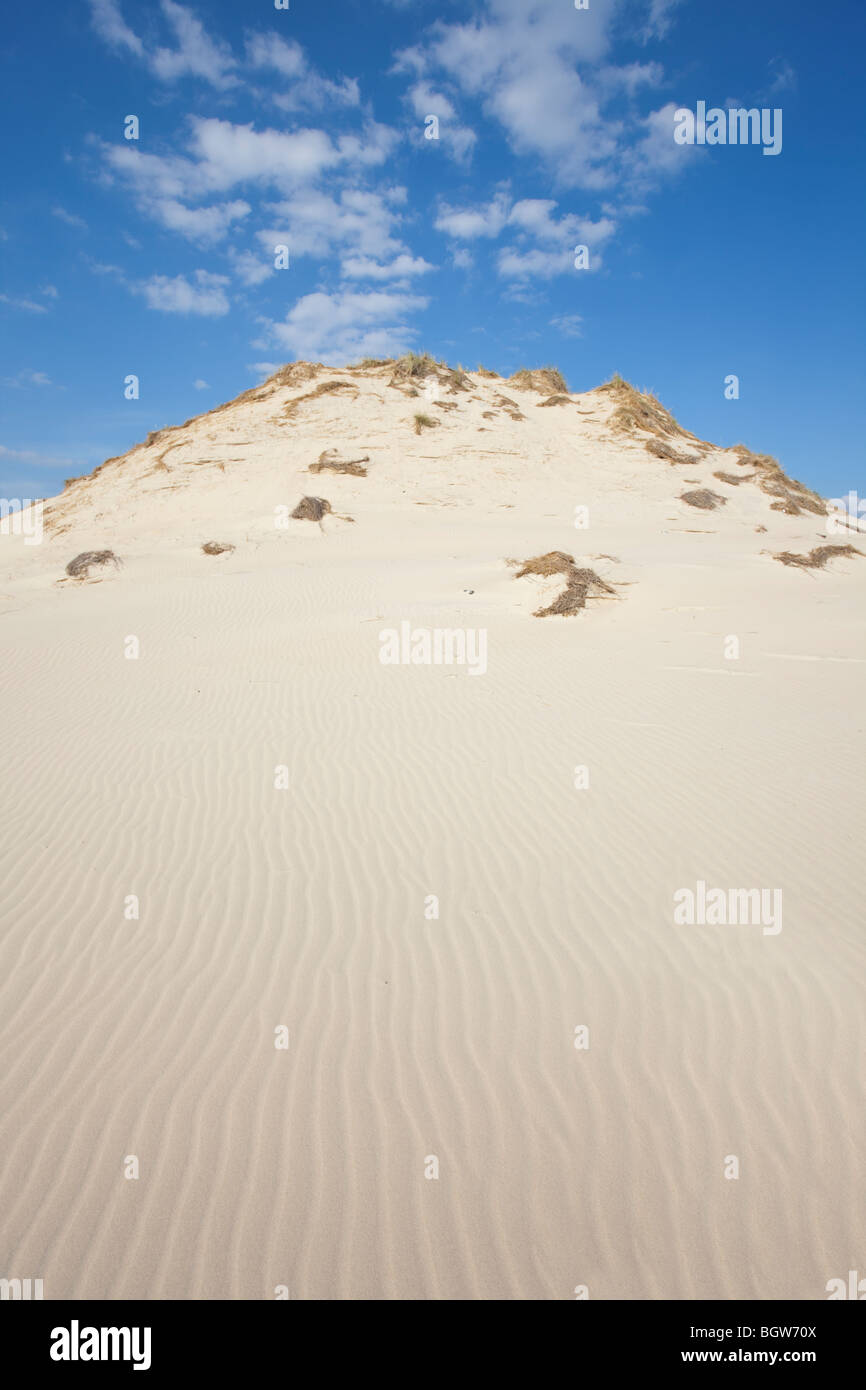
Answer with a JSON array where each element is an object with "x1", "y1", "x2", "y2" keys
[{"x1": 0, "y1": 363, "x2": 863, "y2": 1299}]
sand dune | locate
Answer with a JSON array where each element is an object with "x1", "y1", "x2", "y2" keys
[{"x1": 0, "y1": 360, "x2": 863, "y2": 1299}]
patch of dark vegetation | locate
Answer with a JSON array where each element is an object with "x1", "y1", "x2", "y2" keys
[
  {"x1": 202, "y1": 541, "x2": 235, "y2": 555},
  {"x1": 537, "y1": 394, "x2": 572, "y2": 408},
  {"x1": 310, "y1": 449, "x2": 369, "y2": 476},
  {"x1": 291, "y1": 496, "x2": 331, "y2": 522},
  {"x1": 413, "y1": 413, "x2": 439, "y2": 434},
  {"x1": 772, "y1": 544, "x2": 861, "y2": 570},
  {"x1": 680, "y1": 489, "x2": 727, "y2": 511},
  {"x1": 509, "y1": 550, "x2": 618, "y2": 618},
  {"x1": 65, "y1": 550, "x2": 121, "y2": 580}
]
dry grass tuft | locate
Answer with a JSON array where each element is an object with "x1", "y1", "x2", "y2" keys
[
  {"x1": 730, "y1": 447, "x2": 827, "y2": 517},
  {"x1": 291, "y1": 496, "x2": 332, "y2": 522},
  {"x1": 65, "y1": 550, "x2": 121, "y2": 579},
  {"x1": 773, "y1": 544, "x2": 861, "y2": 570},
  {"x1": 537, "y1": 394, "x2": 572, "y2": 408},
  {"x1": 413, "y1": 412, "x2": 439, "y2": 434},
  {"x1": 510, "y1": 550, "x2": 617, "y2": 617},
  {"x1": 680, "y1": 489, "x2": 727, "y2": 511},
  {"x1": 713, "y1": 469, "x2": 752, "y2": 486},
  {"x1": 310, "y1": 449, "x2": 369, "y2": 476},
  {"x1": 202, "y1": 541, "x2": 235, "y2": 555},
  {"x1": 283, "y1": 379, "x2": 357, "y2": 418},
  {"x1": 476, "y1": 365, "x2": 500, "y2": 378},
  {"x1": 508, "y1": 366, "x2": 569, "y2": 395},
  {"x1": 646, "y1": 438, "x2": 698, "y2": 465}
]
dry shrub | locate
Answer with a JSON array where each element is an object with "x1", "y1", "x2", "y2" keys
[
  {"x1": 713, "y1": 470, "x2": 752, "y2": 485},
  {"x1": 599, "y1": 374, "x2": 706, "y2": 445},
  {"x1": 731, "y1": 448, "x2": 827, "y2": 517},
  {"x1": 680, "y1": 489, "x2": 726, "y2": 510},
  {"x1": 646, "y1": 438, "x2": 698, "y2": 465},
  {"x1": 773, "y1": 544, "x2": 861, "y2": 570},
  {"x1": 508, "y1": 366, "x2": 569, "y2": 395},
  {"x1": 537, "y1": 394, "x2": 572, "y2": 408},
  {"x1": 283, "y1": 379, "x2": 357, "y2": 418},
  {"x1": 65, "y1": 550, "x2": 121, "y2": 579},
  {"x1": 310, "y1": 449, "x2": 369, "y2": 476},
  {"x1": 291, "y1": 496, "x2": 331, "y2": 522},
  {"x1": 510, "y1": 551, "x2": 617, "y2": 617},
  {"x1": 413, "y1": 413, "x2": 438, "y2": 434},
  {"x1": 202, "y1": 541, "x2": 235, "y2": 555}
]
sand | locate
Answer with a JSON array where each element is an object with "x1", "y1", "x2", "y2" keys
[{"x1": 0, "y1": 362, "x2": 863, "y2": 1300}]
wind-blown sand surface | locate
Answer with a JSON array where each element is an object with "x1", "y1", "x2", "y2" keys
[{"x1": 1, "y1": 361, "x2": 863, "y2": 1299}]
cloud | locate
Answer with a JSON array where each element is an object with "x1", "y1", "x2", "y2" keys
[
  {"x1": 2, "y1": 369, "x2": 53, "y2": 387},
  {"x1": 406, "y1": 81, "x2": 476, "y2": 164},
  {"x1": 0, "y1": 293, "x2": 50, "y2": 314},
  {"x1": 89, "y1": 0, "x2": 236, "y2": 88},
  {"x1": 341, "y1": 253, "x2": 436, "y2": 281},
  {"x1": 435, "y1": 194, "x2": 614, "y2": 279},
  {"x1": 767, "y1": 57, "x2": 797, "y2": 95},
  {"x1": 52, "y1": 206, "x2": 88, "y2": 230},
  {"x1": 148, "y1": 197, "x2": 251, "y2": 243},
  {"x1": 89, "y1": 0, "x2": 144, "y2": 57},
  {"x1": 257, "y1": 186, "x2": 410, "y2": 264},
  {"x1": 229, "y1": 249, "x2": 274, "y2": 286},
  {"x1": 264, "y1": 288, "x2": 428, "y2": 363},
  {"x1": 550, "y1": 314, "x2": 583, "y2": 338},
  {"x1": 246, "y1": 32, "x2": 360, "y2": 109},
  {"x1": 435, "y1": 192, "x2": 510, "y2": 239},
  {"x1": 193, "y1": 378, "x2": 210, "y2": 389},
  {"x1": 641, "y1": 0, "x2": 686, "y2": 41},
  {"x1": 134, "y1": 269, "x2": 230, "y2": 316}
]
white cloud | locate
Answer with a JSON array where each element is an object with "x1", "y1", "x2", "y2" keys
[
  {"x1": 2, "y1": 369, "x2": 53, "y2": 387},
  {"x1": 641, "y1": 0, "x2": 686, "y2": 42},
  {"x1": 0, "y1": 293, "x2": 50, "y2": 314},
  {"x1": 342, "y1": 253, "x2": 435, "y2": 281},
  {"x1": 434, "y1": 192, "x2": 510, "y2": 239},
  {"x1": 247, "y1": 32, "x2": 360, "y2": 109},
  {"x1": 229, "y1": 249, "x2": 274, "y2": 286},
  {"x1": 52, "y1": 206, "x2": 88, "y2": 230},
  {"x1": 89, "y1": 0, "x2": 236, "y2": 88},
  {"x1": 406, "y1": 81, "x2": 476, "y2": 165},
  {"x1": 550, "y1": 314, "x2": 583, "y2": 338},
  {"x1": 150, "y1": 197, "x2": 251, "y2": 243},
  {"x1": 258, "y1": 186, "x2": 409, "y2": 263},
  {"x1": 264, "y1": 288, "x2": 428, "y2": 364},
  {"x1": 89, "y1": 0, "x2": 144, "y2": 57},
  {"x1": 193, "y1": 378, "x2": 210, "y2": 390},
  {"x1": 134, "y1": 269, "x2": 230, "y2": 316}
]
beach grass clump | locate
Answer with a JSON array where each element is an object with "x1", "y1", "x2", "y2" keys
[
  {"x1": 510, "y1": 551, "x2": 617, "y2": 617},
  {"x1": 508, "y1": 366, "x2": 569, "y2": 395},
  {"x1": 65, "y1": 550, "x2": 121, "y2": 579},
  {"x1": 731, "y1": 447, "x2": 827, "y2": 517},
  {"x1": 773, "y1": 544, "x2": 861, "y2": 570},
  {"x1": 291, "y1": 496, "x2": 332, "y2": 522},
  {"x1": 646, "y1": 438, "x2": 698, "y2": 465},
  {"x1": 202, "y1": 541, "x2": 235, "y2": 555},
  {"x1": 310, "y1": 449, "x2": 369, "y2": 476},
  {"x1": 413, "y1": 412, "x2": 439, "y2": 434},
  {"x1": 680, "y1": 489, "x2": 727, "y2": 511}
]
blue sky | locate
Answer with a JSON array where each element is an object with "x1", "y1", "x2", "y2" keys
[{"x1": 1, "y1": 0, "x2": 864, "y2": 503}]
